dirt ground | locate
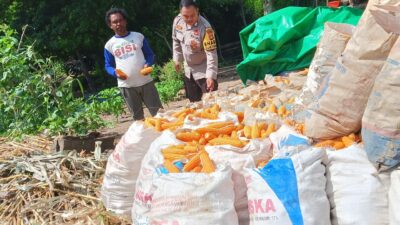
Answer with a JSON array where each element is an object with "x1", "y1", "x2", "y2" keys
[{"x1": 101, "y1": 71, "x2": 244, "y2": 139}]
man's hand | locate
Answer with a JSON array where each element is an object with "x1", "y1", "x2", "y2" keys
[
  {"x1": 206, "y1": 78, "x2": 215, "y2": 92},
  {"x1": 115, "y1": 69, "x2": 128, "y2": 80},
  {"x1": 174, "y1": 61, "x2": 181, "y2": 72},
  {"x1": 140, "y1": 64, "x2": 153, "y2": 76}
]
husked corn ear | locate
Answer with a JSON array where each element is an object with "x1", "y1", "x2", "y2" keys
[
  {"x1": 251, "y1": 124, "x2": 260, "y2": 139},
  {"x1": 196, "y1": 125, "x2": 236, "y2": 136},
  {"x1": 191, "y1": 166, "x2": 202, "y2": 173},
  {"x1": 162, "y1": 147, "x2": 187, "y2": 155},
  {"x1": 314, "y1": 140, "x2": 335, "y2": 148},
  {"x1": 172, "y1": 108, "x2": 194, "y2": 118},
  {"x1": 183, "y1": 145, "x2": 200, "y2": 153},
  {"x1": 244, "y1": 126, "x2": 252, "y2": 139},
  {"x1": 200, "y1": 151, "x2": 215, "y2": 173},
  {"x1": 164, "y1": 160, "x2": 180, "y2": 173},
  {"x1": 209, "y1": 137, "x2": 246, "y2": 148},
  {"x1": 155, "y1": 118, "x2": 162, "y2": 132},
  {"x1": 161, "y1": 121, "x2": 184, "y2": 130},
  {"x1": 265, "y1": 123, "x2": 276, "y2": 137},
  {"x1": 211, "y1": 104, "x2": 221, "y2": 113},
  {"x1": 258, "y1": 122, "x2": 268, "y2": 131},
  {"x1": 140, "y1": 66, "x2": 153, "y2": 75},
  {"x1": 231, "y1": 131, "x2": 238, "y2": 139},
  {"x1": 144, "y1": 119, "x2": 154, "y2": 128},
  {"x1": 205, "y1": 132, "x2": 217, "y2": 140},
  {"x1": 163, "y1": 153, "x2": 188, "y2": 161},
  {"x1": 333, "y1": 141, "x2": 345, "y2": 150},
  {"x1": 236, "y1": 123, "x2": 244, "y2": 131},
  {"x1": 278, "y1": 105, "x2": 286, "y2": 117},
  {"x1": 261, "y1": 130, "x2": 268, "y2": 139},
  {"x1": 342, "y1": 136, "x2": 354, "y2": 147},
  {"x1": 205, "y1": 121, "x2": 234, "y2": 129},
  {"x1": 268, "y1": 104, "x2": 278, "y2": 114},
  {"x1": 235, "y1": 112, "x2": 244, "y2": 123},
  {"x1": 199, "y1": 137, "x2": 207, "y2": 145},
  {"x1": 176, "y1": 131, "x2": 201, "y2": 142},
  {"x1": 200, "y1": 111, "x2": 218, "y2": 120},
  {"x1": 183, "y1": 153, "x2": 201, "y2": 172}
]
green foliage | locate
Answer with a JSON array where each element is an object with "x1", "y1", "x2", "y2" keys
[
  {"x1": 152, "y1": 60, "x2": 184, "y2": 103},
  {"x1": 243, "y1": 0, "x2": 264, "y2": 20},
  {"x1": 0, "y1": 25, "x2": 124, "y2": 138}
]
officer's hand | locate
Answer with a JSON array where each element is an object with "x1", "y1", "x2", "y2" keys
[
  {"x1": 174, "y1": 61, "x2": 181, "y2": 72},
  {"x1": 115, "y1": 69, "x2": 128, "y2": 80},
  {"x1": 206, "y1": 78, "x2": 215, "y2": 92}
]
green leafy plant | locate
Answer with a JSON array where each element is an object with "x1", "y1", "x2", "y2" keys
[
  {"x1": 151, "y1": 60, "x2": 184, "y2": 103},
  {"x1": 0, "y1": 25, "x2": 124, "y2": 138}
]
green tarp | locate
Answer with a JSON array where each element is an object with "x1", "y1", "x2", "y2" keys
[{"x1": 237, "y1": 6, "x2": 362, "y2": 83}]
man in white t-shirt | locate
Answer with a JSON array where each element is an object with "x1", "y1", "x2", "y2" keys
[{"x1": 104, "y1": 8, "x2": 162, "y2": 120}]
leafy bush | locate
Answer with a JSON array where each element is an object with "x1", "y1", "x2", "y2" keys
[
  {"x1": 0, "y1": 25, "x2": 124, "y2": 138},
  {"x1": 151, "y1": 60, "x2": 184, "y2": 103}
]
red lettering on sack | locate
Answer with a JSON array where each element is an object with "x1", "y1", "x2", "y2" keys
[
  {"x1": 248, "y1": 200, "x2": 254, "y2": 214},
  {"x1": 135, "y1": 190, "x2": 153, "y2": 203},
  {"x1": 254, "y1": 199, "x2": 265, "y2": 213},
  {"x1": 265, "y1": 199, "x2": 276, "y2": 213},
  {"x1": 248, "y1": 199, "x2": 277, "y2": 215}
]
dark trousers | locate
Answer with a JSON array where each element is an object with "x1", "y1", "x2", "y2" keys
[
  {"x1": 183, "y1": 74, "x2": 218, "y2": 102},
  {"x1": 119, "y1": 81, "x2": 162, "y2": 120}
]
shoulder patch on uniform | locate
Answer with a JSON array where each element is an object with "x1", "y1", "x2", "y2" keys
[
  {"x1": 203, "y1": 28, "x2": 217, "y2": 51},
  {"x1": 176, "y1": 24, "x2": 183, "y2": 31}
]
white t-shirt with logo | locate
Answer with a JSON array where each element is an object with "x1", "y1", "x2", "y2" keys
[{"x1": 105, "y1": 32, "x2": 153, "y2": 88}]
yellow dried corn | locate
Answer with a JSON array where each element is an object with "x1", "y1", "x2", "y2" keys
[
  {"x1": 251, "y1": 124, "x2": 260, "y2": 139},
  {"x1": 265, "y1": 123, "x2": 276, "y2": 137},
  {"x1": 278, "y1": 105, "x2": 286, "y2": 117},
  {"x1": 155, "y1": 118, "x2": 162, "y2": 132},
  {"x1": 258, "y1": 122, "x2": 268, "y2": 131},
  {"x1": 161, "y1": 121, "x2": 184, "y2": 130},
  {"x1": 231, "y1": 131, "x2": 238, "y2": 139},
  {"x1": 211, "y1": 104, "x2": 221, "y2": 113},
  {"x1": 191, "y1": 166, "x2": 202, "y2": 173},
  {"x1": 261, "y1": 130, "x2": 268, "y2": 139},
  {"x1": 184, "y1": 145, "x2": 200, "y2": 153},
  {"x1": 205, "y1": 121, "x2": 234, "y2": 129},
  {"x1": 209, "y1": 137, "x2": 245, "y2": 148},
  {"x1": 176, "y1": 131, "x2": 201, "y2": 142},
  {"x1": 162, "y1": 147, "x2": 187, "y2": 155},
  {"x1": 268, "y1": 104, "x2": 278, "y2": 114},
  {"x1": 200, "y1": 111, "x2": 218, "y2": 120},
  {"x1": 314, "y1": 140, "x2": 335, "y2": 148},
  {"x1": 144, "y1": 119, "x2": 154, "y2": 128},
  {"x1": 348, "y1": 133, "x2": 356, "y2": 141},
  {"x1": 244, "y1": 126, "x2": 252, "y2": 139},
  {"x1": 342, "y1": 136, "x2": 354, "y2": 147},
  {"x1": 163, "y1": 153, "x2": 188, "y2": 161},
  {"x1": 200, "y1": 151, "x2": 215, "y2": 173},
  {"x1": 235, "y1": 112, "x2": 244, "y2": 123},
  {"x1": 199, "y1": 137, "x2": 207, "y2": 145},
  {"x1": 236, "y1": 123, "x2": 244, "y2": 131},
  {"x1": 204, "y1": 132, "x2": 217, "y2": 141},
  {"x1": 183, "y1": 153, "x2": 201, "y2": 172},
  {"x1": 333, "y1": 141, "x2": 345, "y2": 150}
]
